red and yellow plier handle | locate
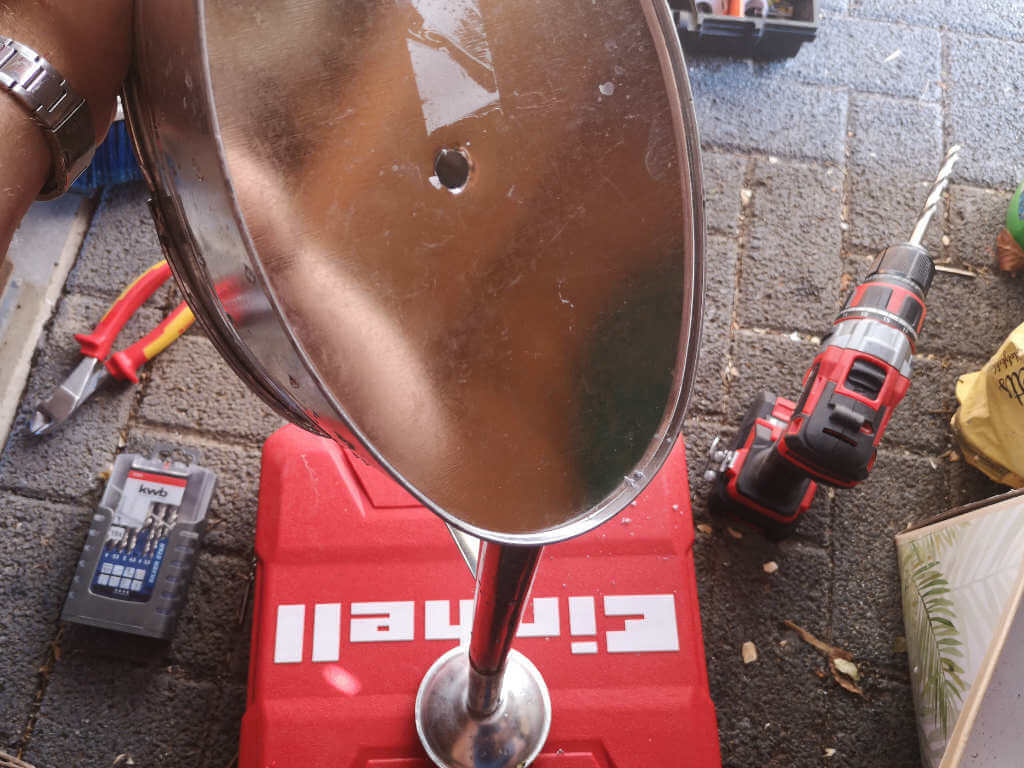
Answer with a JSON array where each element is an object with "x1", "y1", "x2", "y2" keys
[
  {"x1": 30, "y1": 260, "x2": 194, "y2": 435},
  {"x1": 74, "y1": 261, "x2": 194, "y2": 383}
]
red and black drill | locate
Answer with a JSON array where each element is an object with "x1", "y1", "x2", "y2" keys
[{"x1": 705, "y1": 145, "x2": 961, "y2": 538}]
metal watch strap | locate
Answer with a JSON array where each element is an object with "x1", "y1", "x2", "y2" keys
[{"x1": 0, "y1": 35, "x2": 94, "y2": 199}]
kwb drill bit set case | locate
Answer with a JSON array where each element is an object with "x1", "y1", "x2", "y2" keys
[{"x1": 62, "y1": 448, "x2": 216, "y2": 639}]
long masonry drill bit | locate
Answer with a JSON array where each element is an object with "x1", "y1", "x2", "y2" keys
[
  {"x1": 909, "y1": 145, "x2": 961, "y2": 246},
  {"x1": 146, "y1": 503, "x2": 166, "y2": 556},
  {"x1": 130, "y1": 505, "x2": 149, "y2": 551},
  {"x1": 134, "y1": 505, "x2": 156, "y2": 552}
]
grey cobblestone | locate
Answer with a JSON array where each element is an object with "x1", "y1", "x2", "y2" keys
[
  {"x1": 138, "y1": 333, "x2": 284, "y2": 443},
  {"x1": 701, "y1": 535, "x2": 831, "y2": 768},
  {"x1": 783, "y1": 15, "x2": 942, "y2": 101},
  {"x1": 64, "y1": 182, "x2": 167, "y2": 301},
  {"x1": 819, "y1": 0, "x2": 848, "y2": 12},
  {"x1": 847, "y1": 93, "x2": 943, "y2": 254},
  {"x1": 692, "y1": 236, "x2": 738, "y2": 417},
  {"x1": 948, "y1": 184, "x2": 1014, "y2": 271},
  {"x1": 852, "y1": 0, "x2": 1024, "y2": 43},
  {"x1": 884, "y1": 354, "x2": 959, "y2": 455},
  {"x1": 682, "y1": 418, "x2": 728, "y2": 523},
  {"x1": 205, "y1": 684, "x2": 247, "y2": 768},
  {"x1": 825, "y1": 676, "x2": 921, "y2": 767},
  {"x1": 945, "y1": 453, "x2": 1009, "y2": 510},
  {"x1": 25, "y1": 655, "x2": 219, "y2": 768},
  {"x1": 0, "y1": 294, "x2": 162, "y2": 500},
  {"x1": 739, "y1": 158, "x2": 843, "y2": 333},
  {"x1": 947, "y1": 34, "x2": 1024, "y2": 190},
  {"x1": 168, "y1": 553, "x2": 252, "y2": 682},
  {"x1": 0, "y1": 493, "x2": 89, "y2": 752},
  {"x1": 702, "y1": 152, "x2": 747, "y2": 236},
  {"x1": 726, "y1": 329, "x2": 820, "y2": 421},
  {"x1": 832, "y1": 450, "x2": 948, "y2": 664},
  {"x1": 918, "y1": 271, "x2": 1024, "y2": 361},
  {"x1": 688, "y1": 59, "x2": 848, "y2": 164}
]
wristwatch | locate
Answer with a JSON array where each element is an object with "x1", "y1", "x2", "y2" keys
[{"x1": 0, "y1": 35, "x2": 95, "y2": 200}]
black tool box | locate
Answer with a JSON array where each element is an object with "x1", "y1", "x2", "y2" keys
[{"x1": 671, "y1": 0, "x2": 818, "y2": 60}]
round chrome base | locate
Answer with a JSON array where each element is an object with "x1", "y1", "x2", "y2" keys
[{"x1": 415, "y1": 647, "x2": 552, "y2": 768}]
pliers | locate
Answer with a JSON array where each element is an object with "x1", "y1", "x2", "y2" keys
[{"x1": 29, "y1": 260, "x2": 194, "y2": 435}]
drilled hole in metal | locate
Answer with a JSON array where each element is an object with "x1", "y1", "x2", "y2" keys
[{"x1": 434, "y1": 148, "x2": 471, "y2": 193}]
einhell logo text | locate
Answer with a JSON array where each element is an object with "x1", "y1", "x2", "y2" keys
[{"x1": 273, "y1": 594, "x2": 680, "y2": 664}]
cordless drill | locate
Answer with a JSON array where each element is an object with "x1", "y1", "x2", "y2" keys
[{"x1": 705, "y1": 146, "x2": 961, "y2": 538}]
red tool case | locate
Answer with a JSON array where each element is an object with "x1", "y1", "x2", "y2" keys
[{"x1": 240, "y1": 425, "x2": 720, "y2": 767}]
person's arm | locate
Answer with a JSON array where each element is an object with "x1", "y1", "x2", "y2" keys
[
  {"x1": 0, "y1": 0, "x2": 133, "y2": 259},
  {"x1": 0, "y1": 96, "x2": 48, "y2": 256}
]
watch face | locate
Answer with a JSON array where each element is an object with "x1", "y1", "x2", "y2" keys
[{"x1": 131, "y1": 0, "x2": 704, "y2": 543}]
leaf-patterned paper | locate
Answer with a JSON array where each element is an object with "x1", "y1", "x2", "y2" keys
[{"x1": 897, "y1": 495, "x2": 1024, "y2": 768}]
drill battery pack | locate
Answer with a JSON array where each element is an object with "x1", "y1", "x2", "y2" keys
[
  {"x1": 61, "y1": 447, "x2": 216, "y2": 639},
  {"x1": 710, "y1": 391, "x2": 816, "y2": 538}
]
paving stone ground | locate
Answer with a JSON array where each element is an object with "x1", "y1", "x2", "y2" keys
[{"x1": 1, "y1": 5, "x2": 1022, "y2": 767}]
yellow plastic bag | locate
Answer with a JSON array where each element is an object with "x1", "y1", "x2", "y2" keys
[{"x1": 951, "y1": 324, "x2": 1024, "y2": 488}]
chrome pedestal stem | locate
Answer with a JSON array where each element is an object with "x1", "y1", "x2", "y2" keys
[
  {"x1": 415, "y1": 541, "x2": 551, "y2": 768},
  {"x1": 466, "y1": 542, "x2": 543, "y2": 715}
]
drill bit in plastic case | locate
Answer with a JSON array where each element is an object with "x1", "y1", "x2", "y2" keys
[{"x1": 62, "y1": 447, "x2": 216, "y2": 638}]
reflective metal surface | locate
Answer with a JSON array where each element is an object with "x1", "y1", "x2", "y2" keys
[
  {"x1": 125, "y1": 0, "x2": 704, "y2": 544},
  {"x1": 467, "y1": 543, "x2": 542, "y2": 690},
  {"x1": 415, "y1": 647, "x2": 552, "y2": 768},
  {"x1": 447, "y1": 523, "x2": 480, "y2": 579},
  {"x1": 28, "y1": 357, "x2": 106, "y2": 435}
]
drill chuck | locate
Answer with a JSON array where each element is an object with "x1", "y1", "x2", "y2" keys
[{"x1": 868, "y1": 243, "x2": 935, "y2": 294}]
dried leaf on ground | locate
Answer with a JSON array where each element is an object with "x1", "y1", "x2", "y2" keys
[
  {"x1": 784, "y1": 620, "x2": 863, "y2": 695},
  {"x1": 763, "y1": 561, "x2": 779, "y2": 574},
  {"x1": 997, "y1": 227, "x2": 1024, "y2": 272},
  {"x1": 784, "y1": 620, "x2": 849, "y2": 658},
  {"x1": 727, "y1": 527, "x2": 743, "y2": 539},
  {"x1": 696, "y1": 523, "x2": 713, "y2": 535},
  {"x1": 0, "y1": 749, "x2": 36, "y2": 768},
  {"x1": 829, "y1": 658, "x2": 865, "y2": 695},
  {"x1": 833, "y1": 657, "x2": 860, "y2": 681}
]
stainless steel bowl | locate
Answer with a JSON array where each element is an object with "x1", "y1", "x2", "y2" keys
[{"x1": 124, "y1": 0, "x2": 704, "y2": 546}]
